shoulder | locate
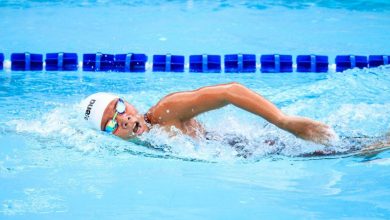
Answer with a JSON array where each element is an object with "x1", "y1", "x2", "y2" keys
[{"x1": 146, "y1": 94, "x2": 182, "y2": 124}]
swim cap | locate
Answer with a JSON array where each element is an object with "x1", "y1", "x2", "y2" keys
[{"x1": 81, "y1": 92, "x2": 119, "y2": 131}]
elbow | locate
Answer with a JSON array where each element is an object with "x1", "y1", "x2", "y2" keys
[
  {"x1": 225, "y1": 82, "x2": 243, "y2": 98},
  {"x1": 226, "y1": 82, "x2": 242, "y2": 92},
  {"x1": 226, "y1": 82, "x2": 242, "y2": 88}
]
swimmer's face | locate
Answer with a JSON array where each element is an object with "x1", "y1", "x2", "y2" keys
[{"x1": 101, "y1": 98, "x2": 149, "y2": 140}]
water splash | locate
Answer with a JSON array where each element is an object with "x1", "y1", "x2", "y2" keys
[{"x1": 7, "y1": 102, "x2": 385, "y2": 162}]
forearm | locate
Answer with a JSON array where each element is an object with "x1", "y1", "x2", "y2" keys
[
  {"x1": 224, "y1": 83, "x2": 336, "y2": 145},
  {"x1": 225, "y1": 83, "x2": 286, "y2": 127}
]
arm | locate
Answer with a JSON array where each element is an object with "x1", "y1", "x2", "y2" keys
[
  {"x1": 149, "y1": 82, "x2": 337, "y2": 145},
  {"x1": 150, "y1": 82, "x2": 283, "y2": 123}
]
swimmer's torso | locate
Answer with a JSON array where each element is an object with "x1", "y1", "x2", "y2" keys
[{"x1": 146, "y1": 93, "x2": 208, "y2": 138}]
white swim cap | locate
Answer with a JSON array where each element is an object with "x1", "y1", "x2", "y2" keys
[{"x1": 81, "y1": 92, "x2": 119, "y2": 131}]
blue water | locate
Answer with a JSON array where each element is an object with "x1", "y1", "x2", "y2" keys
[{"x1": 1, "y1": 1, "x2": 390, "y2": 219}]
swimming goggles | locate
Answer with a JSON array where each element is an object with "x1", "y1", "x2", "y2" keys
[{"x1": 105, "y1": 98, "x2": 126, "y2": 133}]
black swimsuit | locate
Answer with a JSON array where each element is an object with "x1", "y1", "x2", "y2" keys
[{"x1": 205, "y1": 131, "x2": 254, "y2": 158}]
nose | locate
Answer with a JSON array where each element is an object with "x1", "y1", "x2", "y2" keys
[{"x1": 118, "y1": 114, "x2": 137, "y2": 129}]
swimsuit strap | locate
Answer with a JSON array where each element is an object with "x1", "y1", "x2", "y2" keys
[{"x1": 144, "y1": 113, "x2": 152, "y2": 128}]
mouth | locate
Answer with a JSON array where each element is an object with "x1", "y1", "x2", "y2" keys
[{"x1": 132, "y1": 121, "x2": 143, "y2": 135}]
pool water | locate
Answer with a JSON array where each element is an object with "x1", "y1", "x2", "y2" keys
[{"x1": 1, "y1": 1, "x2": 390, "y2": 219}]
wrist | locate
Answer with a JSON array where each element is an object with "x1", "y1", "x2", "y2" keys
[{"x1": 276, "y1": 114, "x2": 290, "y2": 130}]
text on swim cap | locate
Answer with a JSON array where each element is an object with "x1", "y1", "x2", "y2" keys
[{"x1": 84, "y1": 99, "x2": 96, "y2": 120}]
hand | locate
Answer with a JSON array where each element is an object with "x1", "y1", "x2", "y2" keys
[{"x1": 281, "y1": 115, "x2": 338, "y2": 146}]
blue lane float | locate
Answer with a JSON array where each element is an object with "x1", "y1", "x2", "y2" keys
[
  {"x1": 369, "y1": 55, "x2": 389, "y2": 68},
  {"x1": 114, "y1": 53, "x2": 147, "y2": 72},
  {"x1": 153, "y1": 54, "x2": 185, "y2": 72},
  {"x1": 2, "y1": 53, "x2": 389, "y2": 72},
  {"x1": 260, "y1": 54, "x2": 293, "y2": 73},
  {"x1": 83, "y1": 53, "x2": 115, "y2": 72},
  {"x1": 0, "y1": 53, "x2": 4, "y2": 70},
  {"x1": 11, "y1": 53, "x2": 43, "y2": 71},
  {"x1": 45, "y1": 53, "x2": 78, "y2": 71},
  {"x1": 335, "y1": 55, "x2": 368, "y2": 72},
  {"x1": 224, "y1": 54, "x2": 256, "y2": 73},
  {"x1": 189, "y1": 55, "x2": 221, "y2": 73},
  {"x1": 296, "y1": 55, "x2": 328, "y2": 73}
]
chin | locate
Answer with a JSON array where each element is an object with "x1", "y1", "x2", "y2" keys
[
  {"x1": 116, "y1": 133, "x2": 134, "y2": 140},
  {"x1": 120, "y1": 136, "x2": 133, "y2": 140}
]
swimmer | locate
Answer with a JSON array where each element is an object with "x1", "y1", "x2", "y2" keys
[{"x1": 81, "y1": 82, "x2": 338, "y2": 146}]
